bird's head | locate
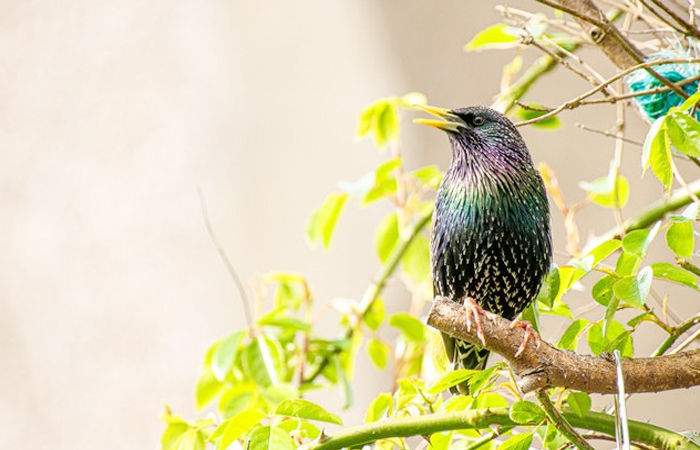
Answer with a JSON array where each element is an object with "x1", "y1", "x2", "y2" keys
[{"x1": 414, "y1": 105, "x2": 530, "y2": 166}]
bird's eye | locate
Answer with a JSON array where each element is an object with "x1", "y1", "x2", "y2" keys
[{"x1": 471, "y1": 115, "x2": 485, "y2": 126}]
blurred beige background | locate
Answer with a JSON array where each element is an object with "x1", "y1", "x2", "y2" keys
[{"x1": 1, "y1": 1, "x2": 697, "y2": 449}]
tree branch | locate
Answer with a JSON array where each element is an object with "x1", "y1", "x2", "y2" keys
[
  {"x1": 427, "y1": 298, "x2": 700, "y2": 394},
  {"x1": 537, "y1": 391, "x2": 594, "y2": 450},
  {"x1": 312, "y1": 407, "x2": 699, "y2": 450}
]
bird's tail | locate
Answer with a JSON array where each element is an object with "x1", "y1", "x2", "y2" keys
[{"x1": 442, "y1": 333, "x2": 490, "y2": 394}]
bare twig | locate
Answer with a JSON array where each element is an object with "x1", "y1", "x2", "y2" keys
[{"x1": 197, "y1": 187, "x2": 253, "y2": 328}]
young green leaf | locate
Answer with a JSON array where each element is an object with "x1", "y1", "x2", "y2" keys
[
  {"x1": 667, "y1": 111, "x2": 700, "y2": 157},
  {"x1": 363, "y1": 158, "x2": 401, "y2": 204},
  {"x1": 247, "y1": 426, "x2": 295, "y2": 450},
  {"x1": 566, "y1": 391, "x2": 592, "y2": 417},
  {"x1": 622, "y1": 222, "x2": 661, "y2": 257},
  {"x1": 557, "y1": 319, "x2": 590, "y2": 351},
  {"x1": 643, "y1": 118, "x2": 673, "y2": 191},
  {"x1": 400, "y1": 234, "x2": 430, "y2": 283},
  {"x1": 677, "y1": 89, "x2": 700, "y2": 111},
  {"x1": 216, "y1": 409, "x2": 266, "y2": 450},
  {"x1": 367, "y1": 338, "x2": 390, "y2": 370},
  {"x1": 364, "y1": 298, "x2": 386, "y2": 331},
  {"x1": 592, "y1": 275, "x2": 615, "y2": 307},
  {"x1": 429, "y1": 432, "x2": 453, "y2": 450},
  {"x1": 516, "y1": 104, "x2": 561, "y2": 129},
  {"x1": 427, "y1": 368, "x2": 477, "y2": 394},
  {"x1": 241, "y1": 336, "x2": 284, "y2": 387},
  {"x1": 212, "y1": 331, "x2": 245, "y2": 381},
  {"x1": 587, "y1": 320, "x2": 634, "y2": 357},
  {"x1": 375, "y1": 213, "x2": 399, "y2": 263},
  {"x1": 306, "y1": 192, "x2": 349, "y2": 249},
  {"x1": 410, "y1": 165, "x2": 443, "y2": 190},
  {"x1": 509, "y1": 400, "x2": 545, "y2": 424},
  {"x1": 195, "y1": 367, "x2": 224, "y2": 410},
  {"x1": 497, "y1": 432, "x2": 534, "y2": 450},
  {"x1": 275, "y1": 398, "x2": 342, "y2": 425},
  {"x1": 364, "y1": 392, "x2": 392, "y2": 422},
  {"x1": 580, "y1": 174, "x2": 629, "y2": 208},
  {"x1": 666, "y1": 220, "x2": 695, "y2": 258},
  {"x1": 388, "y1": 312, "x2": 426, "y2": 342},
  {"x1": 465, "y1": 23, "x2": 520, "y2": 51},
  {"x1": 535, "y1": 267, "x2": 560, "y2": 308},
  {"x1": 613, "y1": 266, "x2": 652, "y2": 308},
  {"x1": 651, "y1": 262, "x2": 699, "y2": 289}
]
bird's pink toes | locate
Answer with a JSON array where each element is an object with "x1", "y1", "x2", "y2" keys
[
  {"x1": 464, "y1": 296, "x2": 486, "y2": 346},
  {"x1": 510, "y1": 319, "x2": 539, "y2": 357}
]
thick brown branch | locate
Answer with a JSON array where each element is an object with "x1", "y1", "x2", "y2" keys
[{"x1": 427, "y1": 297, "x2": 700, "y2": 394}]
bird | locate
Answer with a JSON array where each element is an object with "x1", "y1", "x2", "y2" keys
[{"x1": 414, "y1": 105, "x2": 552, "y2": 394}]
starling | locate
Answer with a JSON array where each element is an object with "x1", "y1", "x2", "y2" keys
[{"x1": 415, "y1": 105, "x2": 552, "y2": 393}]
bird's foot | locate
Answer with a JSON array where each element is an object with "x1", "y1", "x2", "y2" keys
[
  {"x1": 510, "y1": 319, "x2": 540, "y2": 358},
  {"x1": 463, "y1": 296, "x2": 486, "y2": 346}
]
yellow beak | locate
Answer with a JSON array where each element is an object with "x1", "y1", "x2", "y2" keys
[{"x1": 412, "y1": 104, "x2": 463, "y2": 132}]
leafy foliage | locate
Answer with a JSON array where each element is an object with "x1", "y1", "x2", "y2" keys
[{"x1": 161, "y1": 15, "x2": 700, "y2": 450}]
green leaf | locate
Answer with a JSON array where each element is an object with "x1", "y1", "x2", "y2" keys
[
  {"x1": 257, "y1": 315, "x2": 311, "y2": 332},
  {"x1": 497, "y1": 432, "x2": 534, "y2": 450},
  {"x1": 306, "y1": 192, "x2": 349, "y2": 249},
  {"x1": 651, "y1": 262, "x2": 698, "y2": 289},
  {"x1": 642, "y1": 118, "x2": 673, "y2": 191},
  {"x1": 468, "y1": 365, "x2": 500, "y2": 395},
  {"x1": 172, "y1": 429, "x2": 205, "y2": 450},
  {"x1": 429, "y1": 432, "x2": 453, "y2": 450},
  {"x1": 275, "y1": 398, "x2": 342, "y2": 425},
  {"x1": 616, "y1": 251, "x2": 641, "y2": 276},
  {"x1": 216, "y1": 409, "x2": 266, "y2": 450},
  {"x1": 212, "y1": 331, "x2": 245, "y2": 381},
  {"x1": 581, "y1": 174, "x2": 629, "y2": 208},
  {"x1": 373, "y1": 101, "x2": 399, "y2": 147},
  {"x1": 465, "y1": 23, "x2": 520, "y2": 51},
  {"x1": 195, "y1": 367, "x2": 224, "y2": 410},
  {"x1": 161, "y1": 409, "x2": 191, "y2": 450},
  {"x1": 247, "y1": 426, "x2": 295, "y2": 450},
  {"x1": 509, "y1": 400, "x2": 545, "y2": 424},
  {"x1": 622, "y1": 222, "x2": 661, "y2": 257},
  {"x1": 364, "y1": 392, "x2": 392, "y2": 422},
  {"x1": 388, "y1": 312, "x2": 426, "y2": 342},
  {"x1": 667, "y1": 111, "x2": 700, "y2": 157},
  {"x1": 516, "y1": 104, "x2": 561, "y2": 129},
  {"x1": 241, "y1": 336, "x2": 284, "y2": 387},
  {"x1": 363, "y1": 158, "x2": 401, "y2": 204},
  {"x1": 400, "y1": 234, "x2": 430, "y2": 283},
  {"x1": 666, "y1": 220, "x2": 695, "y2": 258},
  {"x1": 587, "y1": 320, "x2": 633, "y2": 357},
  {"x1": 566, "y1": 391, "x2": 592, "y2": 418},
  {"x1": 535, "y1": 267, "x2": 560, "y2": 308},
  {"x1": 410, "y1": 165, "x2": 443, "y2": 189},
  {"x1": 678, "y1": 89, "x2": 700, "y2": 111},
  {"x1": 375, "y1": 213, "x2": 399, "y2": 263},
  {"x1": 613, "y1": 266, "x2": 652, "y2": 308},
  {"x1": 592, "y1": 275, "x2": 615, "y2": 307},
  {"x1": 219, "y1": 385, "x2": 255, "y2": 418},
  {"x1": 428, "y1": 369, "x2": 477, "y2": 394},
  {"x1": 367, "y1": 338, "x2": 390, "y2": 369},
  {"x1": 557, "y1": 319, "x2": 589, "y2": 351},
  {"x1": 554, "y1": 265, "x2": 585, "y2": 301},
  {"x1": 474, "y1": 391, "x2": 509, "y2": 409},
  {"x1": 364, "y1": 298, "x2": 386, "y2": 331},
  {"x1": 357, "y1": 99, "x2": 400, "y2": 148}
]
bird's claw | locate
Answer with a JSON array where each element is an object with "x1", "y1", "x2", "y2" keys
[
  {"x1": 463, "y1": 296, "x2": 486, "y2": 346},
  {"x1": 510, "y1": 319, "x2": 539, "y2": 358}
]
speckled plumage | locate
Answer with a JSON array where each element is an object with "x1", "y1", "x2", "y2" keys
[{"x1": 430, "y1": 106, "x2": 552, "y2": 384}]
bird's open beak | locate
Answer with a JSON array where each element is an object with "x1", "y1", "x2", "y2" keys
[{"x1": 412, "y1": 104, "x2": 462, "y2": 132}]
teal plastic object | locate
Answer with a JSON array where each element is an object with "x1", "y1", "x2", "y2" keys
[{"x1": 625, "y1": 51, "x2": 700, "y2": 121}]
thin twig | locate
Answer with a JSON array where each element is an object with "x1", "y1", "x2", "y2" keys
[
  {"x1": 197, "y1": 187, "x2": 253, "y2": 328},
  {"x1": 537, "y1": 391, "x2": 594, "y2": 450},
  {"x1": 516, "y1": 58, "x2": 700, "y2": 127},
  {"x1": 670, "y1": 327, "x2": 700, "y2": 353},
  {"x1": 575, "y1": 123, "x2": 643, "y2": 146}
]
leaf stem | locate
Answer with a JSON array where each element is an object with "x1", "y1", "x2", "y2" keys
[
  {"x1": 653, "y1": 313, "x2": 700, "y2": 356},
  {"x1": 536, "y1": 391, "x2": 594, "y2": 450}
]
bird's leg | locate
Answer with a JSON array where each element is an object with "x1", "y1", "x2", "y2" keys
[
  {"x1": 463, "y1": 296, "x2": 486, "y2": 346},
  {"x1": 510, "y1": 319, "x2": 540, "y2": 357}
]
